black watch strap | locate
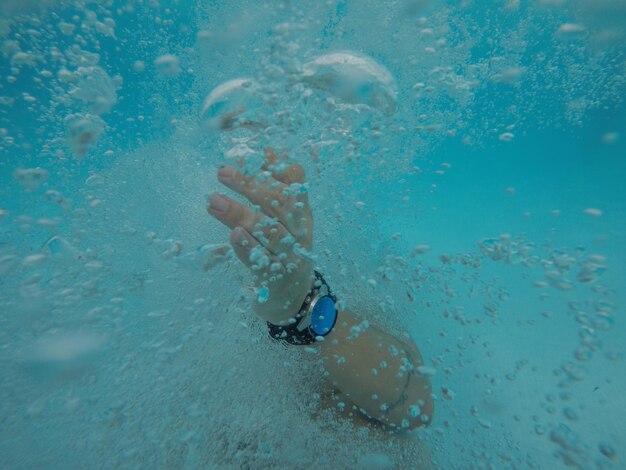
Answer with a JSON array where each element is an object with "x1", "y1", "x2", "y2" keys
[{"x1": 267, "y1": 271, "x2": 336, "y2": 345}]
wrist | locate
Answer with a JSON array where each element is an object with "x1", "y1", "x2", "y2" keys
[
  {"x1": 266, "y1": 270, "x2": 338, "y2": 345},
  {"x1": 254, "y1": 267, "x2": 315, "y2": 324}
]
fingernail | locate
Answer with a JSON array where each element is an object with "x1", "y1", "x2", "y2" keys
[
  {"x1": 218, "y1": 166, "x2": 235, "y2": 179},
  {"x1": 209, "y1": 194, "x2": 229, "y2": 213}
]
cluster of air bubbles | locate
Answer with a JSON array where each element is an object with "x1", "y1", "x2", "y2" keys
[
  {"x1": 200, "y1": 51, "x2": 398, "y2": 177},
  {"x1": 542, "y1": 250, "x2": 607, "y2": 292},
  {"x1": 570, "y1": 0, "x2": 626, "y2": 48},
  {"x1": 145, "y1": 231, "x2": 232, "y2": 271},
  {"x1": 478, "y1": 234, "x2": 530, "y2": 264},
  {"x1": 201, "y1": 52, "x2": 398, "y2": 134},
  {"x1": 68, "y1": 66, "x2": 119, "y2": 114},
  {"x1": 56, "y1": 61, "x2": 119, "y2": 160},
  {"x1": 469, "y1": 225, "x2": 617, "y2": 465},
  {"x1": 0, "y1": 3, "x2": 129, "y2": 160},
  {"x1": 478, "y1": 235, "x2": 607, "y2": 292},
  {"x1": 568, "y1": 299, "x2": 615, "y2": 363}
]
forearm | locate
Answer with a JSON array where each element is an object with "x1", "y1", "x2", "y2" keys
[{"x1": 318, "y1": 309, "x2": 434, "y2": 429}]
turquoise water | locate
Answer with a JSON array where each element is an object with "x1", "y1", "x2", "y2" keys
[{"x1": 1, "y1": 1, "x2": 625, "y2": 468}]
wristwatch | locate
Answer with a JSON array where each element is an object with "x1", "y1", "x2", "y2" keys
[{"x1": 267, "y1": 270, "x2": 338, "y2": 345}]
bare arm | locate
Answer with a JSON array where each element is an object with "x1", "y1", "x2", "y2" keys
[
  {"x1": 207, "y1": 151, "x2": 433, "y2": 430},
  {"x1": 318, "y1": 309, "x2": 433, "y2": 430}
]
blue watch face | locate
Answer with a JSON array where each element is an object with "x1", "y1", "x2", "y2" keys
[{"x1": 310, "y1": 296, "x2": 337, "y2": 336}]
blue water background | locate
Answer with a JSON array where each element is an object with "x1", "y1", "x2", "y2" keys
[{"x1": 0, "y1": 1, "x2": 625, "y2": 468}]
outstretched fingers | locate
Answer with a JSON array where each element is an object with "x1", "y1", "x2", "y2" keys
[
  {"x1": 216, "y1": 164, "x2": 312, "y2": 247},
  {"x1": 208, "y1": 193, "x2": 302, "y2": 267}
]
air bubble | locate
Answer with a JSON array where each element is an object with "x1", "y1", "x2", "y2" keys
[
  {"x1": 65, "y1": 113, "x2": 105, "y2": 159},
  {"x1": 599, "y1": 442, "x2": 616, "y2": 460},
  {"x1": 601, "y1": 132, "x2": 619, "y2": 144},
  {"x1": 57, "y1": 68, "x2": 76, "y2": 83},
  {"x1": 499, "y1": 132, "x2": 514, "y2": 142},
  {"x1": 200, "y1": 78, "x2": 262, "y2": 132},
  {"x1": 69, "y1": 66, "x2": 118, "y2": 114},
  {"x1": 411, "y1": 244, "x2": 431, "y2": 256},
  {"x1": 11, "y1": 52, "x2": 37, "y2": 68},
  {"x1": 154, "y1": 54, "x2": 181, "y2": 76},
  {"x1": 441, "y1": 386, "x2": 455, "y2": 400},
  {"x1": 14, "y1": 167, "x2": 49, "y2": 190},
  {"x1": 556, "y1": 23, "x2": 586, "y2": 37},
  {"x1": 300, "y1": 52, "x2": 398, "y2": 115},
  {"x1": 563, "y1": 406, "x2": 578, "y2": 420},
  {"x1": 42, "y1": 236, "x2": 79, "y2": 260},
  {"x1": 257, "y1": 286, "x2": 269, "y2": 304},
  {"x1": 58, "y1": 21, "x2": 75, "y2": 36},
  {"x1": 417, "y1": 366, "x2": 436, "y2": 376},
  {"x1": 583, "y1": 207, "x2": 603, "y2": 217},
  {"x1": 21, "y1": 333, "x2": 106, "y2": 380}
]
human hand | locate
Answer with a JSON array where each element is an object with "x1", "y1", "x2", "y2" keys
[{"x1": 207, "y1": 149, "x2": 315, "y2": 324}]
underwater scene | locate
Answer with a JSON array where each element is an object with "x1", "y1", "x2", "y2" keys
[{"x1": 1, "y1": 0, "x2": 625, "y2": 469}]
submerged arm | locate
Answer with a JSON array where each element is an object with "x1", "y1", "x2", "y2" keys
[
  {"x1": 207, "y1": 155, "x2": 433, "y2": 430},
  {"x1": 318, "y1": 309, "x2": 433, "y2": 430}
]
